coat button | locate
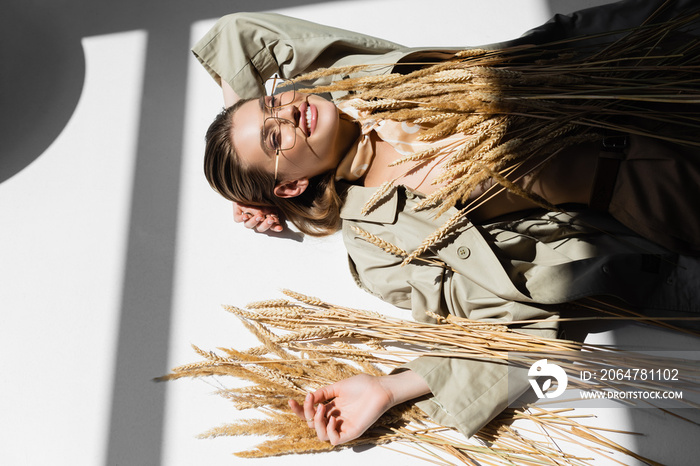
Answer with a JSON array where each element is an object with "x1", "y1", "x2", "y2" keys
[{"x1": 457, "y1": 246, "x2": 471, "y2": 259}]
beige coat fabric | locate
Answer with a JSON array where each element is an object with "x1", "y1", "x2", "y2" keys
[
  {"x1": 191, "y1": 12, "x2": 455, "y2": 101},
  {"x1": 192, "y1": 1, "x2": 699, "y2": 101},
  {"x1": 607, "y1": 134, "x2": 700, "y2": 256},
  {"x1": 340, "y1": 184, "x2": 700, "y2": 436}
]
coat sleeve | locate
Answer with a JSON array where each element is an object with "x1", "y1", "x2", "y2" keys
[
  {"x1": 343, "y1": 217, "x2": 559, "y2": 439},
  {"x1": 191, "y1": 12, "x2": 406, "y2": 99},
  {"x1": 191, "y1": 1, "x2": 694, "y2": 99}
]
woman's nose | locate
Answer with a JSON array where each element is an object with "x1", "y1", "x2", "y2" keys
[{"x1": 274, "y1": 93, "x2": 300, "y2": 124}]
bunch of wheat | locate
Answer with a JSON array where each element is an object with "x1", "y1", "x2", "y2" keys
[
  {"x1": 293, "y1": 6, "x2": 700, "y2": 262},
  {"x1": 161, "y1": 290, "x2": 698, "y2": 464}
]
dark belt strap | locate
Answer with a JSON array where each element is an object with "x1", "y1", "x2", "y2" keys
[{"x1": 589, "y1": 135, "x2": 629, "y2": 211}]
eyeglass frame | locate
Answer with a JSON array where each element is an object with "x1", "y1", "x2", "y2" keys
[{"x1": 262, "y1": 77, "x2": 297, "y2": 181}]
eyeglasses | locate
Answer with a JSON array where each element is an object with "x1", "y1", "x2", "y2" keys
[{"x1": 262, "y1": 77, "x2": 297, "y2": 181}]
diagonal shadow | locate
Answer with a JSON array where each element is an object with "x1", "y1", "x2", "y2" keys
[
  {"x1": 104, "y1": 3, "x2": 348, "y2": 465},
  {"x1": 3, "y1": 1, "x2": 351, "y2": 465}
]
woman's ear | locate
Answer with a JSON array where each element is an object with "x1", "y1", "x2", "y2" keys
[{"x1": 273, "y1": 178, "x2": 309, "y2": 198}]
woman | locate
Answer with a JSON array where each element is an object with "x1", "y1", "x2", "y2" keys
[{"x1": 195, "y1": 2, "x2": 700, "y2": 445}]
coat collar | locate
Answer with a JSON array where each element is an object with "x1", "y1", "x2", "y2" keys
[{"x1": 339, "y1": 185, "x2": 400, "y2": 224}]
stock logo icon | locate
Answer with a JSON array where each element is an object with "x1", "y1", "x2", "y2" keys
[{"x1": 528, "y1": 359, "x2": 568, "y2": 399}]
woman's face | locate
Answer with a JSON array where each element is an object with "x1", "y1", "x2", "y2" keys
[{"x1": 231, "y1": 91, "x2": 349, "y2": 184}]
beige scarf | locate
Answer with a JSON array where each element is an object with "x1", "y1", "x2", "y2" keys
[{"x1": 334, "y1": 98, "x2": 465, "y2": 182}]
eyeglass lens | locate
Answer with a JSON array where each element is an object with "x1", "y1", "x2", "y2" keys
[
  {"x1": 263, "y1": 118, "x2": 296, "y2": 152},
  {"x1": 264, "y1": 78, "x2": 295, "y2": 109}
]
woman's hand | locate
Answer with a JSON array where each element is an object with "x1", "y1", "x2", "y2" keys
[
  {"x1": 290, "y1": 374, "x2": 393, "y2": 445},
  {"x1": 289, "y1": 371, "x2": 430, "y2": 445},
  {"x1": 232, "y1": 202, "x2": 284, "y2": 233}
]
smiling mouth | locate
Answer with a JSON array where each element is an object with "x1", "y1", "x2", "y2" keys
[
  {"x1": 299, "y1": 101, "x2": 317, "y2": 136},
  {"x1": 305, "y1": 106, "x2": 313, "y2": 134}
]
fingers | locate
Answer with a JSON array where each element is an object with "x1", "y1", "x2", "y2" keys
[
  {"x1": 237, "y1": 212, "x2": 281, "y2": 232},
  {"x1": 314, "y1": 402, "x2": 330, "y2": 442},
  {"x1": 241, "y1": 213, "x2": 261, "y2": 228},
  {"x1": 241, "y1": 213, "x2": 282, "y2": 233},
  {"x1": 258, "y1": 215, "x2": 282, "y2": 232},
  {"x1": 291, "y1": 388, "x2": 348, "y2": 445},
  {"x1": 268, "y1": 219, "x2": 284, "y2": 233},
  {"x1": 303, "y1": 393, "x2": 316, "y2": 428},
  {"x1": 232, "y1": 202, "x2": 283, "y2": 233},
  {"x1": 327, "y1": 415, "x2": 341, "y2": 445},
  {"x1": 291, "y1": 392, "x2": 328, "y2": 426},
  {"x1": 288, "y1": 399, "x2": 304, "y2": 419},
  {"x1": 232, "y1": 202, "x2": 254, "y2": 223},
  {"x1": 289, "y1": 394, "x2": 316, "y2": 424},
  {"x1": 290, "y1": 397, "x2": 347, "y2": 446},
  {"x1": 311, "y1": 385, "x2": 337, "y2": 404},
  {"x1": 290, "y1": 395, "x2": 324, "y2": 432}
]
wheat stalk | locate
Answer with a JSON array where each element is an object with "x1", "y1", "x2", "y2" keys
[
  {"x1": 162, "y1": 290, "x2": 699, "y2": 464},
  {"x1": 294, "y1": 10, "x2": 700, "y2": 255}
]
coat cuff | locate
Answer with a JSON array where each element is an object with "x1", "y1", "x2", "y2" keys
[{"x1": 399, "y1": 355, "x2": 530, "y2": 438}]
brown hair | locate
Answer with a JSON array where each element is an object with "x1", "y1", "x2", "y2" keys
[{"x1": 203, "y1": 102, "x2": 345, "y2": 237}]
